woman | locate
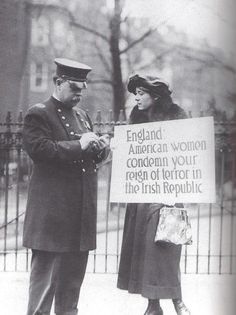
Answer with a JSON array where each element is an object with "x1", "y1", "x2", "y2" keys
[{"x1": 117, "y1": 74, "x2": 190, "y2": 315}]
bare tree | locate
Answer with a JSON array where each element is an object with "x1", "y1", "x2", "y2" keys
[
  {"x1": 69, "y1": 0, "x2": 157, "y2": 119},
  {"x1": 25, "y1": 0, "x2": 188, "y2": 119},
  {"x1": 25, "y1": 0, "x2": 236, "y2": 119},
  {"x1": 109, "y1": 0, "x2": 125, "y2": 120}
]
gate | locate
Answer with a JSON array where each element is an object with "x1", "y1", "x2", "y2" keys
[{"x1": 0, "y1": 110, "x2": 235, "y2": 274}]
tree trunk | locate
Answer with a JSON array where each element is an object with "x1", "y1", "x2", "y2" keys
[{"x1": 109, "y1": 0, "x2": 126, "y2": 121}]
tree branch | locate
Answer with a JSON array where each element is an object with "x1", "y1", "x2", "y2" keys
[
  {"x1": 175, "y1": 44, "x2": 236, "y2": 74},
  {"x1": 120, "y1": 27, "x2": 157, "y2": 55},
  {"x1": 136, "y1": 48, "x2": 174, "y2": 71},
  {"x1": 28, "y1": 1, "x2": 110, "y2": 43},
  {"x1": 70, "y1": 20, "x2": 110, "y2": 43},
  {"x1": 94, "y1": 41, "x2": 112, "y2": 74}
]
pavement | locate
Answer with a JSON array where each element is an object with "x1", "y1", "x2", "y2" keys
[
  {"x1": 1, "y1": 191, "x2": 236, "y2": 314},
  {"x1": 0, "y1": 271, "x2": 235, "y2": 315}
]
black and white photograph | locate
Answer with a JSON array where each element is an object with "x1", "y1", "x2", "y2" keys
[{"x1": 0, "y1": 0, "x2": 235, "y2": 314}]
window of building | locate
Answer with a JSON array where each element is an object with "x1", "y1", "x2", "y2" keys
[
  {"x1": 30, "y1": 62, "x2": 48, "y2": 92},
  {"x1": 31, "y1": 16, "x2": 49, "y2": 46},
  {"x1": 53, "y1": 19, "x2": 65, "y2": 37},
  {"x1": 53, "y1": 19, "x2": 66, "y2": 51}
]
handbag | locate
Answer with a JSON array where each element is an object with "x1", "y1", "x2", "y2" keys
[{"x1": 154, "y1": 206, "x2": 193, "y2": 245}]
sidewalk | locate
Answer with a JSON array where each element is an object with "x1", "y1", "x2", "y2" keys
[{"x1": 0, "y1": 272, "x2": 235, "y2": 315}]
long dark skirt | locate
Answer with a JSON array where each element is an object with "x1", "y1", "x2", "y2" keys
[{"x1": 117, "y1": 203, "x2": 182, "y2": 299}]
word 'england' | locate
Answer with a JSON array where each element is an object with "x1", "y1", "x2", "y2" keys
[{"x1": 127, "y1": 127, "x2": 163, "y2": 144}]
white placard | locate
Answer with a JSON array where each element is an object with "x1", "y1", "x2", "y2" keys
[{"x1": 110, "y1": 117, "x2": 215, "y2": 203}]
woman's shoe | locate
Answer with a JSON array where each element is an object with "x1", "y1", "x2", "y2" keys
[
  {"x1": 144, "y1": 307, "x2": 163, "y2": 315},
  {"x1": 173, "y1": 299, "x2": 190, "y2": 315},
  {"x1": 144, "y1": 299, "x2": 163, "y2": 315}
]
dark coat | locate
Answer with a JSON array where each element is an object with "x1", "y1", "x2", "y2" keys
[
  {"x1": 117, "y1": 97, "x2": 187, "y2": 299},
  {"x1": 23, "y1": 96, "x2": 107, "y2": 252}
]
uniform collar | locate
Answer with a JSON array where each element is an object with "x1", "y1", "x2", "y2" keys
[
  {"x1": 51, "y1": 95, "x2": 64, "y2": 106},
  {"x1": 50, "y1": 96, "x2": 74, "y2": 113}
]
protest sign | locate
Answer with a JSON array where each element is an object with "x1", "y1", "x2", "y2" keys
[{"x1": 110, "y1": 116, "x2": 215, "y2": 203}]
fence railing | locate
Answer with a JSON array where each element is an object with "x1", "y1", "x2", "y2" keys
[{"x1": 0, "y1": 110, "x2": 236, "y2": 274}]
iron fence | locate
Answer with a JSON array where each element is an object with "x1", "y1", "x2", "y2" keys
[{"x1": 0, "y1": 110, "x2": 236, "y2": 274}]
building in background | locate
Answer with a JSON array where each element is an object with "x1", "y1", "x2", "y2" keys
[
  {"x1": 163, "y1": 43, "x2": 236, "y2": 118},
  {"x1": 23, "y1": 0, "x2": 111, "y2": 118},
  {"x1": 0, "y1": 0, "x2": 110, "y2": 118},
  {"x1": 24, "y1": 2, "x2": 77, "y2": 113},
  {"x1": 0, "y1": 0, "x2": 235, "y2": 120},
  {"x1": 124, "y1": 22, "x2": 236, "y2": 119},
  {"x1": 0, "y1": 0, "x2": 30, "y2": 118}
]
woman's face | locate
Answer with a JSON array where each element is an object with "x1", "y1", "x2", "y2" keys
[{"x1": 135, "y1": 87, "x2": 155, "y2": 110}]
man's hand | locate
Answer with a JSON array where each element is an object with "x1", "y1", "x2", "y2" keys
[
  {"x1": 97, "y1": 134, "x2": 110, "y2": 150},
  {"x1": 90, "y1": 134, "x2": 110, "y2": 152},
  {"x1": 80, "y1": 132, "x2": 99, "y2": 150}
]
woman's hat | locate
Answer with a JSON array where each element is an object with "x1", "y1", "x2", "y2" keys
[
  {"x1": 54, "y1": 58, "x2": 92, "y2": 82},
  {"x1": 127, "y1": 74, "x2": 171, "y2": 96}
]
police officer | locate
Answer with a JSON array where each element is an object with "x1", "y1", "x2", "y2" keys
[{"x1": 23, "y1": 58, "x2": 110, "y2": 315}]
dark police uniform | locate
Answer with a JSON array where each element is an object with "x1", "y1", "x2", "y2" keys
[{"x1": 23, "y1": 59, "x2": 108, "y2": 315}]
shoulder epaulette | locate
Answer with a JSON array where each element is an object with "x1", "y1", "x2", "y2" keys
[
  {"x1": 27, "y1": 103, "x2": 46, "y2": 115},
  {"x1": 30, "y1": 103, "x2": 46, "y2": 110}
]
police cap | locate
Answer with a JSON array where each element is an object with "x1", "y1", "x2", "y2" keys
[{"x1": 54, "y1": 58, "x2": 92, "y2": 82}]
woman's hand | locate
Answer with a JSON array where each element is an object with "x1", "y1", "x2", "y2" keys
[{"x1": 109, "y1": 137, "x2": 117, "y2": 151}]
